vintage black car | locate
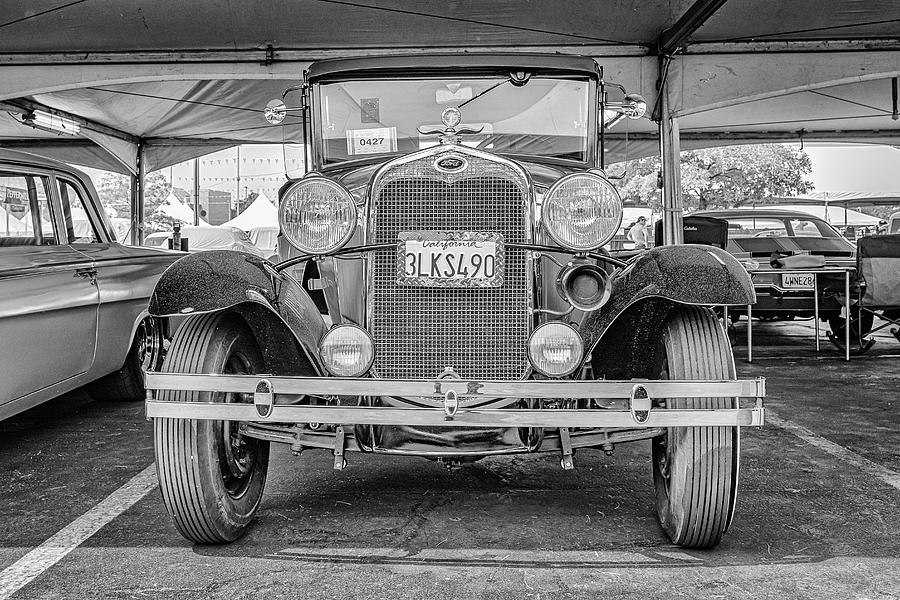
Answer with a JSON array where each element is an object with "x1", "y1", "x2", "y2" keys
[{"x1": 145, "y1": 54, "x2": 765, "y2": 549}]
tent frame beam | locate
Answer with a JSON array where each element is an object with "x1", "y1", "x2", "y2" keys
[
  {"x1": 607, "y1": 129, "x2": 900, "y2": 142},
  {"x1": 3, "y1": 40, "x2": 899, "y2": 67},
  {"x1": 658, "y1": 0, "x2": 729, "y2": 56}
]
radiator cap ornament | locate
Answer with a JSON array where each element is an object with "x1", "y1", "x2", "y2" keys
[{"x1": 441, "y1": 107, "x2": 462, "y2": 129}]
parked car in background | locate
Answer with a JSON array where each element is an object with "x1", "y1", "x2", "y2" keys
[
  {"x1": 888, "y1": 211, "x2": 900, "y2": 234},
  {"x1": 694, "y1": 208, "x2": 866, "y2": 337},
  {"x1": 0, "y1": 149, "x2": 181, "y2": 420},
  {"x1": 143, "y1": 225, "x2": 265, "y2": 257},
  {"x1": 144, "y1": 54, "x2": 764, "y2": 549},
  {"x1": 248, "y1": 225, "x2": 278, "y2": 260}
]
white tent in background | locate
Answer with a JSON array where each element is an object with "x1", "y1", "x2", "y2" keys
[
  {"x1": 223, "y1": 191, "x2": 277, "y2": 231},
  {"x1": 153, "y1": 191, "x2": 208, "y2": 226},
  {"x1": 745, "y1": 204, "x2": 880, "y2": 227},
  {"x1": 770, "y1": 192, "x2": 900, "y2": 226}
]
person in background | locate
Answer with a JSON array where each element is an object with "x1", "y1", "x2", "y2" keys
[{"x1": 628, "y1": 215, "x2": 651, "y2": 249}]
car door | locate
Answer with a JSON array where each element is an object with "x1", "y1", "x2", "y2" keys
[
  {"x1": 0, "y1": 168, "x2": 99, "y2": 409},
  {"x1": 55, "y1": 176, "x2": 176, "y2": 378}
]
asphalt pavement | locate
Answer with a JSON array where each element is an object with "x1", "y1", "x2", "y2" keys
[{"x1": 1, "y1": 317, "x2": 899, "y2": 600}]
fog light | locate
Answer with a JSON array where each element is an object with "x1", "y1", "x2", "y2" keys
[
  {"x1": 319, "y1": 325, "x2": 374, "y2": 377},
  {"x1": 557, "y1": 262, "x2": 612, "y2": 311},
  {"x1": 527, "y1": 322, "x2": 584, "y2": 377}
]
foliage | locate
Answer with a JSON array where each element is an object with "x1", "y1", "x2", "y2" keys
[
  {"x1": 615, "y1": 144, "x2": 814, "y2": 211},
  {"x1": 94, "y1": 170, "x2": 180, "y2": 233},
  {"x1": 94, "y1": 170, "x2": 171, "y2": 219}
]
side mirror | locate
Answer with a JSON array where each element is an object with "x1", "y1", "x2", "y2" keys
[
  {"x1": 602, "y1": 93, "x2": 648, "y2": 128},
  {"x1": 621, "y1": 94, "x2": 647, "y2": 119},
  {"x1": 264, "y1": 99, "x2": 287, "y2": 125}
]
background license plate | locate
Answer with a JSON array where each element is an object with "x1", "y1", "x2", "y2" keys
[
  {"x1": 397, "y1": 231, "x2": 504, "y2": 288},
  {"x1": 782, "y1": 273, "x2": 814, "y2": 289}
]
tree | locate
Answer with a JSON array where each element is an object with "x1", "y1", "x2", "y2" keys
[
  {"x1": 94, "y1": 170, "x2": 171, "y2": 220},
  {"x1": 615, "y1": 144, "x2": 814, "y2": 211}
]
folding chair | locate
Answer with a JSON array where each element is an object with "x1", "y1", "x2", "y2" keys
[{"x1": 850, "y1": 234, "x2": 900, "y2": 350}]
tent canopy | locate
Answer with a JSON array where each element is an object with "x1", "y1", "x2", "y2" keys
[
  {"x1": 773, "y1": 192, "x2": 900, "y2": 208},
  {"x1": 743, "y1": 204, "x2": 881, "y2": 226},
  {"x1": 0, "y1": 1, "x2": 899, "y2": 173}
]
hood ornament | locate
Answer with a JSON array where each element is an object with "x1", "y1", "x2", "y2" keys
[{"x1": 418, "y1": 107, "x2": 484, "y2": 145}]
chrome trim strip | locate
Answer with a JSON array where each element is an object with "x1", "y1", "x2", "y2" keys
[
  {"x1": 145, "y1": 372, "x2": 765, "y2": 399},
  {"x1": 146, "y1": 400, "x2": 764, "y2": 428}
]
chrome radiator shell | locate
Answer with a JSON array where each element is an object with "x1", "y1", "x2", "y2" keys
[{"x1": 366, "y1": 147, "x2": 533, "y2": 381}]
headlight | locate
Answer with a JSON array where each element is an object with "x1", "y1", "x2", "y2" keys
[
  {"x1": 279, "y1": 177, "x2": 357, "y2": 254},
  {"x1": 543, "y1": 172, "x2": 623, "y2": 251},
  {"x1": 319, "y1": 325, "x2": 375, "y2": 377},
  {"x1": 527, "y1": 322, "x2": 584, "y2": 377}
]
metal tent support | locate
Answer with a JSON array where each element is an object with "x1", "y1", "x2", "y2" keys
[
  {"x1": 130, "y1": 141, "x2": 146, "y2": 246},
  {"x1": 658, "y1": 89, "x2": 684, "y2": 245}
]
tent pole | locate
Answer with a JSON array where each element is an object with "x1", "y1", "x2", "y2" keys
[
  {"x1": 193, "y1": 158, "x2": 200, "y2": 226},
  {"x1": 235, "y1": 146, "x2": 241, "y2": 220},
  {"x1": 659, "y1": 87, "x2": 683, "y2": 245},
  {"x1": 130, "y1": 141, "x2": 145, "y2": 246}
]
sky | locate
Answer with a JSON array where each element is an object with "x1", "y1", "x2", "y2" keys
[{"x1": 803, "y1": 144, "x2": 900, "y2": 193}]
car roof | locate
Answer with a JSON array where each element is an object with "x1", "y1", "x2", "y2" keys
[
  {"x1": 0, "y1": 148, "x2": 90, "y2": 180},
  {"x1": 693, "y1": 208, "x2": 828, "y2": 221},
  {"x1": 306, "y1": 53, "x2": 601, "y2": 82}
]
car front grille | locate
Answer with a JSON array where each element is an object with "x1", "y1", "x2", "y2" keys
[{"x1": 368, "y1": 152, "x2": 531, "y2": 381}]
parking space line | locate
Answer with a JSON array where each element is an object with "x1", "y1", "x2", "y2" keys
[
  {"x1": 768, "y1": 411, "x2": 900, "y2": 492},
  {"x1": 0, "y1": 464, "x2": 157, "y2": 600}
]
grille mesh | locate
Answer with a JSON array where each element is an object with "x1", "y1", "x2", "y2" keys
[{"x1": 370, "y1": 154, "x2": 530, "y2": 380}]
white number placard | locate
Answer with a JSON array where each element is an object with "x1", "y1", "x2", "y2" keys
[{"x1": 346, "y1": 127, "x2": 398, "y2": 155}]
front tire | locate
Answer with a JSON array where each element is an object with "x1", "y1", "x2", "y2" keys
[
  {"x1": 154, "y1": 312, "x2": 269, "y2": 544},
  {"x1": 652, "y1": 306, "x2": 739, "y2": 549}
]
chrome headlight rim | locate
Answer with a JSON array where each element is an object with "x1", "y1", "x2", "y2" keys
[
  {"x1": 318, "y1": 323, "x2": 375, "y2": 378},
  {"x1": 542, "y1": 171, "x2": 623, "y2": 252},
  {"x1": 527, "y1": 321, "x2": 585, "y2": 378},
  {"x1": 278, "y1": 176, "x2": 358, "y2": 255}
]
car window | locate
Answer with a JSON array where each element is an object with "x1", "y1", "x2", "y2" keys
[
  {"x1": 788, "y1": 218, "x2": 836, "y2": 238},
  {"x1": 726, "y1": 218, "x2": 789, "y2": 238},
  {"x1": 0, "y1": 172, "x2": 56, "y2": 246},
  {"x1": 58, "y1": 179, "x2": 101, "y2": 244}
]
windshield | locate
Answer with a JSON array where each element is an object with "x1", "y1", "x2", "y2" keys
[{"x1": 315, "y1": 76, "x2": 592, "y2": 165}]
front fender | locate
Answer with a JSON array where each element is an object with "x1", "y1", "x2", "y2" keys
[
  {"x1": 582, "y1": 244, "x2": 754, "y2": 349},
  {"x1": 149, "y1": 250, "x2": 327, "y2": 372}
]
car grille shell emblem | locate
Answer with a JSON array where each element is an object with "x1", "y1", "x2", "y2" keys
[{"x1": 435, "y1": 155, "x2": 468, "y2": 173}]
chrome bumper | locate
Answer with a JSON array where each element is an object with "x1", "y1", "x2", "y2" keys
[{"x1": 144, "y1": 373, "x2": 765, "y2": 428}]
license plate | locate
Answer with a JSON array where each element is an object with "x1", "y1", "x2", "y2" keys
[
  {"x1": 781, "y1": 273, "x2": 814, "y2": 289},
  {"x1": 397, "y1": 231, "x2": 504, "y2": 288}
]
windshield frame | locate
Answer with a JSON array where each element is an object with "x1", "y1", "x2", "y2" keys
[{"x1": 307, "y1": 73, "x2": 599, "y2": 170}]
